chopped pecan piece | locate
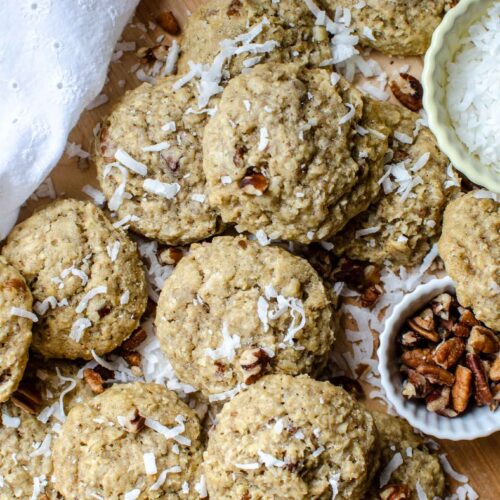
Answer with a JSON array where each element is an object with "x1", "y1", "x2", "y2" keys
[
  {"x1": 122, "y1": 351, "x2": 142, "y2": 368},
  {"x1": 159, "y1": 247, "x2": 184, "y2": 265},
  {"x1": 402, "y1": 369, "x2": 431, "y2": 399},
  {"x1": 239, "y1": 348, "x2": 271, "y2": 384},
  {"x1": 380, "y1": 484, "x2": 411, "y2": 500},
  {"x1": 124, "y1": 409, "x2": 146, "y2": 433},
  {"x1": 360, "y1": 284, "x2": 383, "y2": 308},
  {"x1": 466, "y1": 353, "x2": 493, "y2": 406},
  {"x1": 426, "y1": 386, "x2": 451, "y2": 413},
  {"x1": 401, "y1": 348, "x2": 433, "y2": 369},
  {"x1": 416, "y1": 363, "x2": 455, "y2": 386},
  {"x1": 156, "y1": 11, "x2": 180, "y2": 35},
  {"x1": 239, "y1": 169, "x2": 269, "y2": 196},
  {"x1": 400, "y1": 331, "x2": 421, "y2": 348},
  {"x1": 83, "y1": 368, "x2": 105, "y2": 394},
  {"x1": 431, "y1": 293, "x2": 453, "y2": 320},
  {"x1": 121, "y1": 328, "x2": 147, "y2": 352},
  {"x1": 11, "y1": 384, "x2": 43, "y2": 414},
  {"x1": 227, "y1": 0, "x2": 242, "y2": 15},
  {"x1": 468, "y1": 326, "x2": 499, "y2": 354},
  {"x1": 451, "y1": 365, "x2": 472, "y2": 414},
  {"x1": 389, "y1": 73, "x2": 423, "y2": 112},
  {"x1": 433, "y1": 337, "x2": 465, "y2": 369}
]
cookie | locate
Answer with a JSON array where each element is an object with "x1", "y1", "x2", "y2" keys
[
  {"x1": 0, "y1": 257, "x2": 33, "y2": 403},
  {"x1": 0, "y1": 359, "x2": 95, "y2": 499},
  {"x1": 439, "y1": 191, "x2": 500, "y2": 330},
  {"x1": 320, "y1": 0, "x2": 445, "y2": 56},
  {"x1": 334, "y1": 102, "x2": 456, "y2": 267},
  {"x1": 95, "y1": 77, "x2": 222, "y2": 245},
  {"x1": 204, "y1": 374, "x2": 379, "y2": 499},
  {"x1": 368, "y1": 411, "x2": 445, "y2": 500},
  {"x1": 53, "y1": 382, "x2": 204, "y2": 499},
  {"x1": 177, "y1": 0, "x2": 332, "y2": 78},
  {"x1": 202, "y1": 63, "x2": 390, "y2": 243},
  {"x1": 155, "y1": 236, "x2": 336, "y2": 398},
  {"x1": 2, "y1": 199, "x2": 148, "y2": 360}
]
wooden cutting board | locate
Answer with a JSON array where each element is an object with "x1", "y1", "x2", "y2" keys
[{"x1": 22, "y1": 1, "x2": 500, "y2": 497}]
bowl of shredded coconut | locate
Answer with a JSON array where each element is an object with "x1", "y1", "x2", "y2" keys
[{"x1": 423, "y1": 0, "x2": 500, "y2": 192}]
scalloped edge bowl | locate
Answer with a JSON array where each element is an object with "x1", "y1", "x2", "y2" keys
[
  {"x1": 422, "y1": 0, "x2": 500, "y2": 193},
  {"x1": 378, "y1": 276, "x2": 500, "y2": 440}
]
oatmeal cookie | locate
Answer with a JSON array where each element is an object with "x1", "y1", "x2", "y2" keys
[
  {"x1": 95, "y1": 77, "x2": 222, "y2": 245},
  {"x1": 202, "y1": 63, "x2": 390, "y2": 243},
  {"x1": 0, "y1": 256, "x2": 32, "y2": 403},
  {"x1": 0, "y1": 359, "x2": 95, "y2": 499},
  {"x1": 204, "y1": 374, "x2": 379, "y2": 499},
  {"x1": 177, "y1": 0, "x2": 332, "y2": 78},
  {"x1": 155, "y1": 236, "x2": 336, "y2": 398},
  {"x1": 53, "y1": 382, "x2": 203, "y2": 499},
  {"x1": 368, "y1": 411, "x2": 445, "y2": 499},
  {"x1": 439, "y1": 191, "x2": 500, "y2": 330},
  {"x1": 2, "y1": 199, "x2": 148, "y2": 359},
  {"x1": 321, "y1": 0, "x2": 446, "y2": 56},
  {"x1": 334, "y1": 102, "x2": 456, "y2": 267}
]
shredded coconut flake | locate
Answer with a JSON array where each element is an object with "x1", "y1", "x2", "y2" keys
[
  {"x1": 2, "y1": 410, "x2": 21, "y2": 428},
  {"x1": 143, "y1": 452, "x2": 157, "y2": 475},
  {"x1": 143, "y1": 178, "x2": 180, "y2": 199},
  {"x1": 194, "y1": 474, "x2": 208, "y2": 498},
  {"x1": 75, "y1": 286, "x2": 107, "y2": 314},
  {"x1": 379, "y1": 452, "x2": 403, "y2": 487},
  {"x1": 82, "y1": 184, "x2": 106, "y2": 206},
  {"x1": 114, "y1": 149, "x2": 148, "y2": 176},
  {"x1": 258, "y1": 450, "x2": 286, "y2": 468},
  {"x1": 145, "y1": 415, "x2": 191, "y2": 446},
  {"x1": 439, "y1": 454, "x2": 469, "y2": 483},
  {"x1": 205, "y1": 322, "x2": 241, "y2": 362},
  {"x1": 149, "y1": 466, "x2": 182, "y2": 491},
  {"x1": 10, "y1": 307, "x2": 38, "y2": 322},
  {"x1": 258, "y1": 127, "x2": 269, "y2": 151},
  {"x1": 142, "y1": 142, "x2": 170, "y2": 152},
  {"x1": 69, "y1": 318, "x2": 92, "y2": 342},
  {"x1": 163, "y1": 40, "x2": 180, "y2": 76}
]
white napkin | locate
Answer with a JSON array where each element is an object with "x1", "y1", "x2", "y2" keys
[{"x1": 0, "y1": 0, "x2": 140, "y2": 239}]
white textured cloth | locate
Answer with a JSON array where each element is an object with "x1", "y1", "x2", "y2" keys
[{"x1": 0, "y1": 0, "x2": 140, "y2": 239}]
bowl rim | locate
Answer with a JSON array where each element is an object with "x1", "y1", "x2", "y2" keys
[
  {"x1": 377, "y1": 276, "x2": 500, "y2": 440},
  {"x1": 422, "y1": 0, "x2": 500, "y2": 194}
]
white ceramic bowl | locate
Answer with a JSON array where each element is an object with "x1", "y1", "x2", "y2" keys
[
  {"x1": 423, "y1": 0, "x2": 500, "y2": 193},
  {"x1": 378, "y1": 276, "x2": 500, "y2": 440}
]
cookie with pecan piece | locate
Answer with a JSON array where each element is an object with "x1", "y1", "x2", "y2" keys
[{"x1": 2, "y1": 199, "x2": 147, "y2": 359}]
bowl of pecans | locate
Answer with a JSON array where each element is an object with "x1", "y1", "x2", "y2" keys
[{"x1": 378, "y1": 276, "x2": 500, "y2": 440}]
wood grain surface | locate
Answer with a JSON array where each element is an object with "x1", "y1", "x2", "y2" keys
[{"x1": 21, "y1": 1, "x2": 500, "y2": 497}]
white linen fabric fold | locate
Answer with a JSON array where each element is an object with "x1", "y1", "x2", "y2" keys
[{"x1": 0, "y1": 0, "x2": 140, "y2": 239}]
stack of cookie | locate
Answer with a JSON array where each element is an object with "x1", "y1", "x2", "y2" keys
[{"x1": 3, "y1": 0, "x2": 493, "y2": 498}]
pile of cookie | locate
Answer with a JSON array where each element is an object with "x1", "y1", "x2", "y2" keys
[{"x1": 1, "y1": 1, "x2": 498, "y2": 499}]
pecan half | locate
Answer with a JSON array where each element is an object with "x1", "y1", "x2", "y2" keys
[
  {"x1": 490, "y1": 355, "x2": 500, "y2": 382},
  {"x1": 121, "y1": 328, "x2": 147, "y2": 352},
  {"x1": 466, "y1": 353, "x2": 493, "y2": 406},
  {"x1": 426, "y1": 386, "x2": 451, "y2": 414},
  {"x1": 239, "y1": 169, "x2": 269, "y2": 196},
  {"x1": 389, "y1": 73, "x2": 423, "y2": 112},
  {"x1": 468, "y1": 326, "x2": 499, "y2": 354},
  {"x1": 84, "y1": 368, "x2": 104, "y2": 394},
  {"x1": 380, "y1": 484, "x2": 411, "y2": 500},
  {"x1": 408, "y1": 309, "x2": 440, "y2": 342},
  {"x1": 239, "y1": 348, "x2": 271, "y2": 384},
  {"x1": 416, "y1": 363, "x2": 455, "y2": 386},
  {"x1": 451, "y1": 365, "x2": 472, "y2": 414},
  {"x1": 156, "y1": 11, "x2": 180, "y2": 35},
  {"x1": 401, "y1": 348, "x2": 433, "y2": 369},
  {"x1": 432, "y1": 337, "x2": 465, "y2": 370}
]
